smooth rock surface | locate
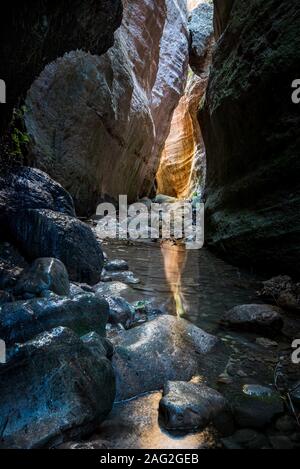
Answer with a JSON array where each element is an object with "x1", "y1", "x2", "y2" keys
[
  {"x1": 0, "y1": 293, "x2": 109, "y2": 345},
  {"x1": 111, "y1": 315, "x2": 222, "y2": 400},
  {"x1": 0, "y1": 327, "x2": 115, "y2": 449},
  {"x1": 81, "y1": 332, "x2": 114, "y2": 361},
  {"x1": 14, "y1": 257, "x2": 70, "y2": 298},
  {"x1": 25, "y1": 0, "x2": 189, "y2": 215},
  {"x1": 8, "y1": 209, "x2": 104, "y2": 284},
  {"x1": 0, "y1": 0, "x2": 123, "y2": 137},
  {"x1": 159, "y1": 380, "x2": 230, "y2": 432},
  {"x1": 221, "y1": 304, "x2": 284, "y2": 336}
]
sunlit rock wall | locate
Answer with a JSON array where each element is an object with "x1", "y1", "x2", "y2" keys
[
  {"x1": 156, "y1": 2, "x2": 214, "y2": 199},
  {"x1": 25, "y1": 0, "x2": 189, "y2": 216}
]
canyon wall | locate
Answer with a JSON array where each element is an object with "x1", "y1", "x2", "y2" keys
[
  {"x1": 156, "y1": 2, "x2": 214, "y2": 199},
  {"x1": 0, "y1": 0, "x2": 122, "y2": 138},
  {"x1": 25, "y1": 0, "x2": 189, "y2": 216},
  {"x1": 200, "y1": 0, "x2": 300, "y2": 276}
]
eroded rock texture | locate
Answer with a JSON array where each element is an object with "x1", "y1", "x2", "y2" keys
[
  {"x1": 200, "y1": 0, "x2": 300, "y2": 276},
  {"x1": 0, "y1": 0, "x2": 123, "y2": 138},
  {"x1": 25, "y1": 0, "x2": 189, "y2": 215},
  {"x1": 156, "y1": 3, "x2": 214, "y2": 198}
]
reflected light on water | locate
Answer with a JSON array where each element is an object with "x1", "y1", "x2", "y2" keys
[{"x1": 161, "y1": 242, "x2": 187, "y2": 317}]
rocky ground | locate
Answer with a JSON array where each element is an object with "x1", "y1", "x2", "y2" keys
[{"x1": 0, "y1": 166, "x2": 299, "y2": 449}]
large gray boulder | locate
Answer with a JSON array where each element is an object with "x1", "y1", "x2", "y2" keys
[
  {"x1": 14, "y1": 257, "x2": 70, "y2": 298},
  {"x1": 0, "y1": 293, "x2": 109, "y2": 345},
  {"x1": 0, "y1": 327, "x2": 115, "y2": 449},
  {"x1": 8, "y1": 209, "x2": 104, "y2": 284},
  {"x1": 111, "y1": 315, "x2": 222, "y2": 400}
]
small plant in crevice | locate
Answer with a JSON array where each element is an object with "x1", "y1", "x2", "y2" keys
[{"x1": 0, "y1": 104, "x2": 30, "y2": 172}]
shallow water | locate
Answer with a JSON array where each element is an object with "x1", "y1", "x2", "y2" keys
[
  {"x1": 95, "y1": 240, "x2": 286, "y2": 449},
  {"x1": 102, "y1": 239, "x2": 262, "y2": 336}
]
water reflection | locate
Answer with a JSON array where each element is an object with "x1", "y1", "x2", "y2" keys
[{"x1": 161, "y1": 242, "x2": 187, "y2": 317}]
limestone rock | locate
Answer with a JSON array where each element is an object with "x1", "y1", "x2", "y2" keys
[
  {"x1": 0, "y1": 327, "x2": 115, "y2": 449},
  {"x1": 0, "y1": 0, "x2": 123, "y2": 138},
  {"x1": 25, "y1": 0, "x2": 189, "y2": 215},
  {"x1": 8, "y1": 209, "x2": 104, "y2": 284},
  {"x1": 0, "y1": 293, "x2": 109, "y2": 345}
]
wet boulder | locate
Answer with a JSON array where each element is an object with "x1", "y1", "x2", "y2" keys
[
  {"x1": 0, "y1": 293, "x2": 109, "y2": 345},
  {"x1": 0, "y1": 167, "x2": 75, "y2": 223},
  {"x1": 105, "y1": 259, "x2": 129, "y2": 272},
  {"x1": 221, "y1": 304, "x2": 284, "y2": 337},
  {"x1": 106, "y1": 296, "x2": 136, "y2": 328},
  {"x1": 0, "y1": 327, "x2": 115, "y2": 449},
  {"x1": 8, "y1": 208, "x2": 104, "y2": 284},
  {"x1": 111, "y1": 315, "x2": 223, "y2": 400},
  {"x1": 14, "y1": 258, "x2": 70, "y2": 298},
  {"x1": 159, "y1": 381, "x2": 232, "y2": 434},
  {"x1": 81, "y1": 332, "x2": 114, "y2": 361},
  {"x1": 259, "y1": 276, "x2": 300, "y2": 312}
]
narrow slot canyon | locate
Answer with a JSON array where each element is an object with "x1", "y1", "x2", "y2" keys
[{"x1": 0, "y1": 0, "x2": 300, "y2": 451}]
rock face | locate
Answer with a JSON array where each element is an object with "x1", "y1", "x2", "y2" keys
[
  {"x1": 25, "y1": 0, "x2": 189, "y2": 215},
  {"x1": 0, "y1": 0, "x2": 123, "y2": 137},
  {"x1": 0, "y1": 327, "x2": 115, "y2": 449},
  {"x1": 156, "y1": 3, "x2": 214, "y2": 199},
  {"x1": 159, "y1": 381, "x2": 230, "y2": 432},
  {"x1": 8, "y1": 209, "x2": 104, "y2": 284},
  {"x1": 213, "y1": 0, "x2": 235, "y2": 39},
  {"x1": 111, "y1": 315, "x2": 222, "y2": 400},
  {"x1": 200, "y1": 0, "x2": 300, "y2": 276},
  {"x1": 0, "y1": 293, "x2": 109, "y2": 345}
]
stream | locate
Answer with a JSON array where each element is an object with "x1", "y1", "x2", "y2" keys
[{"x1": 89, "y1": 240, "x2": 292, "y2": 449}]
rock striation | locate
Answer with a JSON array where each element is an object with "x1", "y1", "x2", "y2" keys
[
  {"x1": 156, "y1": 2, "x2": 214, "y2": 199},
  {"x1": 25, "y1": 0, "x2": 189, "y2": 215}
]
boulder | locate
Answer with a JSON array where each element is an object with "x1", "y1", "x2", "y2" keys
[
  {"x1": 14, "y1": 258, "x2": 70, "y2": 298},
  {"x1": 105, "y1": 259, "x2": 129, "y2": 272},
  {"x1": 106, "y1": 296, "x2": 136, "y2": 328},
  {"x1": 259, "y1": 276, "x2": 300, "y2": 312},
  {"x1": 8, "y1": 209, "x2": 104, "y2": 284},
  {"x1": 0, "y1": 167, "x2": 75, "y2": 222},
  {"x1": 81, "y1": 332, "x2": 114, "y2": 361},
  {"x1": 159, "y1": 380, "x2": 231, "y2": 433},
  {"x1": 0, "y1": 327, "x2": 115, "y2": 449},
  {"x1": 0, "y1": 293, "x2": 109, "y2": 345},
  {"x1": 221, "y1": 304, "x2": 284, "y2": 336},
  {"x1": 111, "y1": 315, "x2": 222, "y2": 400},
  {"x1": 0, "y1": 0, "x2": 122, "y2": 137}
]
